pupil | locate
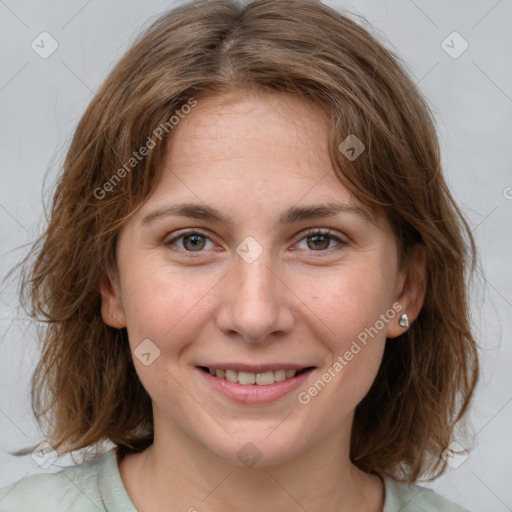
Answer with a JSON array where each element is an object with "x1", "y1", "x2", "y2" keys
[
  {"x1": 185, "y1": 235, "x2": 205, "y2": 251},
  {"x1": 309, "y1": 235, "x2": 328, "y2": 250}
]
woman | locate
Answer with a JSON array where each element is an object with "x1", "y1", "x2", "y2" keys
[{"x1": 0, "y1": 0, "x2": 478, "y2": 510}]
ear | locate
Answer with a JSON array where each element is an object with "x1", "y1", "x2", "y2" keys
[
  {"x1": 99, "y1": 267, "x2": 127, "y2": 329},
  {"x1": 386, "y1": 244, "x2": 427, "y2": 339}
]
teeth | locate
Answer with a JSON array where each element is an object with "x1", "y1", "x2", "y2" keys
[
  {"x1": 206, "y1": 367, "x2": 301, "y2": 385},
  {"x1": 255, "y1": 371, "x2": 274, "y2": 385},
  {"x1": 274, "y1": 369, "x2": 287, "y2": 382},
  {"x1": 238, "y1": 371, "x2": 256, "y2": 385},
  {"x1": 225, "y1": 369, "x2": 238, "y2": 383}
]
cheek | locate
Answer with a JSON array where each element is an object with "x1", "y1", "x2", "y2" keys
[
  {"x1": 296, "y1": 260, "x2": 395, "y2": 348},
  {"x1": 293, "y1": 260, "x2": 393, "y2": 404},
  {"x1": 119, "y1": 259, "x2": 221, "y2": 353},
  {"x1": 297, "y1": 285, "x2": 389, "y2": 417},
  {"x1": 117, "y1": 262, "x2": 221, "y2": 413}
]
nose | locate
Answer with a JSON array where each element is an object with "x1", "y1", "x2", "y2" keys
[{"x1": 214, "y1": 248, "x2": 296, "y2": 344}]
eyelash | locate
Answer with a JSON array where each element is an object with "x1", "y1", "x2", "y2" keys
[{"x1": 164, "y1": 228, "x2": 348, "y2": 257}]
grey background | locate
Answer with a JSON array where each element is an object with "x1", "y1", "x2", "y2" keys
[{"x1": 0, "y1": 0, "x2": 511, "y2": 510}]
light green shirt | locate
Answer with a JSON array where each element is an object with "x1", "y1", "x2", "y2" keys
[{"x1": 0, "y1": 449, "x2": 469, "y2": 511}]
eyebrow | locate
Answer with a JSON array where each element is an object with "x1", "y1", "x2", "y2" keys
[{"x1": 142, "y1": 201, "x2": 373, "y2": 228}]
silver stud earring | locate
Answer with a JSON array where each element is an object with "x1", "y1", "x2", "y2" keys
[{"x1": 399, "y1": 313, "x2": 409, "y2": 328}]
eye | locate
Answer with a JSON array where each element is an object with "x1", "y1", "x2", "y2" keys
[
  {"x1": 164, "y1": 229, "x2": 215, "y2": 254},
  {"x1": 164, "y1": 228, "x2": 347, "y2": 257},
  {"x1": 295, "y1": 228, "x2": 347, "y2": 253}
]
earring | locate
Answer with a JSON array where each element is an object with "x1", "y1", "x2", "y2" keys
[{"x1": 399, "y1": 313, "x2": 409, "y2": 328}]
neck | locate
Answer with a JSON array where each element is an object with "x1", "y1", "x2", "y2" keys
[{"x1": 118, "y1": 417, "x2": 384, "y2": 512}]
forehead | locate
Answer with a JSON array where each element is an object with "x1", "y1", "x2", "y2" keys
[
  {"x1": 151, "y1": 91, "x2": 358, "y2": 210},
  {"x1": 170, "y1": 92, "x2": 329, "y2": 170}
]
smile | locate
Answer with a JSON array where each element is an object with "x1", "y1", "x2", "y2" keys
[
  {"x1": 200, "y1": 366, "x2": 311, "y2": 385},
  {"x1": 196, "y1": 365, "x2": 315, "y2": 404}
]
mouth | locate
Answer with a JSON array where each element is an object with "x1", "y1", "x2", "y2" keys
[
  {"x1": 196, "y1": 364, "x2": 316, "y2": 404},
  {"x1": 198, "y1": 366, "x2": 313, "y2": 386}
]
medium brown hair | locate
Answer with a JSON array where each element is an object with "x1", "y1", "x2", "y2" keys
[{"x1": 12, "y1": 0, "x2": 479, "y2": 482}]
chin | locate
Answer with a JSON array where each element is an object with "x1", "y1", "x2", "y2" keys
[{"x1": 198, "y1": 422, "x2": 312, "y2": 469}]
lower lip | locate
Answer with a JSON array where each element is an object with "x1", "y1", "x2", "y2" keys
[{"x1": 196, "y1": 367, "x2": 314, "y2": 404}]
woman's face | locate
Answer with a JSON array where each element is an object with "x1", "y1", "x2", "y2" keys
[{"x1": 101, "y1": 91, "x2": 418, "y2": 467}]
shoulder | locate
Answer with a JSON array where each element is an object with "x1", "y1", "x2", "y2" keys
[
  {"x1": 0, "y1": 449, "x2": 126, "y2": 512},
  {"x1": 383, "y1": 475, "x2": 470, "y2": 512}
]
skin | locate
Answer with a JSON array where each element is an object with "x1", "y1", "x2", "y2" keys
[{"x1": 100, "y1": 90, "x2": 426, "y2": 512}]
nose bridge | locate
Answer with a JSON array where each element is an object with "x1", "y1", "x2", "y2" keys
[
  {"x1": 215, "y1": 241, "x2": 294, "y2": 343},
  {"x1": 237, "y1": 247, "x2": 275, "y2": 299}
]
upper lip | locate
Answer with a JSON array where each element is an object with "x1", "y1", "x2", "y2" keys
[{"x1": 197, "y1": 363, "x2": 315, "y2": 373}]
